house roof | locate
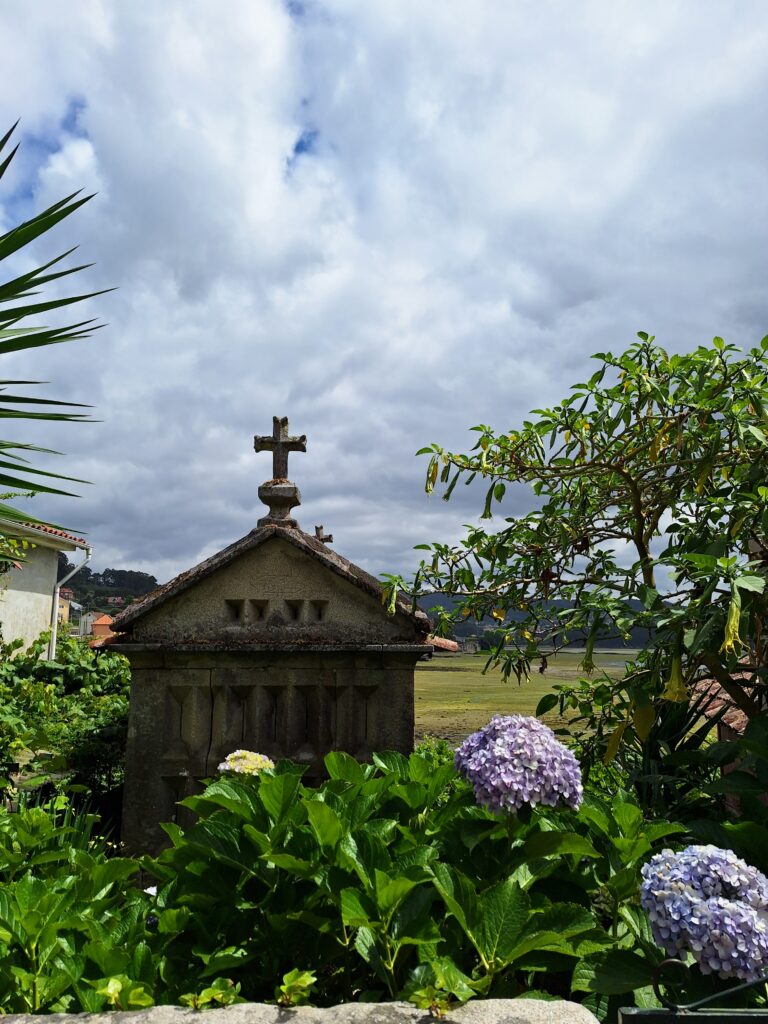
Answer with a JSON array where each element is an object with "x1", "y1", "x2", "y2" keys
[
  {"x1": 428, "y1": 635, "x2": 459, "y2": 652},
  {"x1": 0, "y1": 519, "x2": 88, "y2": 551},
  {"x1": 112, "y1": 523, "x2": 431, "y2": 635},
  {"x1": 93, "y1": 614, "x2": 114, "y2": 626},
  {"x1": 691, "y1": 676, "x2": 752, "y2": 735}
]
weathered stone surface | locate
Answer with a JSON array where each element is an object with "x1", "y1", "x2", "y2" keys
[
  {"x1": 4, "y1": 999, "x2": 600, "y2": 1024},
  {"x1": 114, "y1": 422, "x2": 432, "y2": 853}
]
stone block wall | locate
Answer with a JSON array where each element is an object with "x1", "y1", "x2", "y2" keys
[{"x1": 122, "y1": 648, "x2": 418, "y2": 853}]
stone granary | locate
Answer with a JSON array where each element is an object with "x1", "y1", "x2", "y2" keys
[{"x1": 112, "y1": 417, "x2": 431, "y2": 852}]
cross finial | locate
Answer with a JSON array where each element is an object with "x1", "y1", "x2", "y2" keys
[
  {"x1": 315, "y1": 524, "x2": 333, "y2": 545},
  {"x1": 254, "y1": 415, "x2": 307, "y2": 481},
  {"x1": 254, "y1": 416, "x2": 307, "y2": 529}
]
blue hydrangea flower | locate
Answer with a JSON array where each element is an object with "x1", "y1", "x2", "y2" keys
[
  {"x1": 641, "y1": 845, "x2": 768, "y2": 982},
  {"x1": 454, "y1": 714, "x2": 583, "y2": 813}
]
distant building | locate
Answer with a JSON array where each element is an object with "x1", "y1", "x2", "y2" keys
[
  {"x1": 57, "y1": 596, "x2": 71, "y2": 625},
  {"x1": 79, "y1": 610, "x2": 98, "y2": 636},
  {"x1": 0, "y1": 521, "x2": 90, "y2": 649},
  {"x1": 91, "y1": 613, "x2": 115, "y2": 638},
  {"x1": 428, "y1": 635, "x2": 460, "y2": 655}
]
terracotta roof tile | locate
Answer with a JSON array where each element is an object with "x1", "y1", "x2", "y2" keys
[
  {"x1": 691, "y1": 676, "x2": 751, "y2": 735},
  {"x1": 428, "y1": 635, "x2": 459, "y2": 652},
  {"x1": 21, "y1": 522, "x2": 86, "y2": 545}
]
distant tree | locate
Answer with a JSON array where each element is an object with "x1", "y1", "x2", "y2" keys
[
  {"x1": 386, "y1": 335, "x2": 768, "y2": 767},
  {"x1": 0, "y1": 122, "x2": 107, "y2": 567}
]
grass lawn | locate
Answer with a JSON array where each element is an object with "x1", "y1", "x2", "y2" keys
[{"x1": 414, "y1": 650, "x2": 631, "y2": 746}]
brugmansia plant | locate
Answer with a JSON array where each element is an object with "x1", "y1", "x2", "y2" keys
[
  {"x1": 0, "y1": 121, "x2": 106, "y2": 565},
  {"x1": 384, "y1": 335, "x2": 768, "y2": 781}
]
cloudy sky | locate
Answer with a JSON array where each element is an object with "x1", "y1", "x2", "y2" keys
[{"x1": 1, "y1": 1, "x2": 767, "y2": 584}]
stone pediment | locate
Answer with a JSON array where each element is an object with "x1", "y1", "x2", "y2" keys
[{"x1": 111, "y1": 524, "x2": 430, "y2": 649}]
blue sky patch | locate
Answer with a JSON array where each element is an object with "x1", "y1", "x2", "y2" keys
[
  {"x1": 4, "y1": 97, "x2": 89, "y2": 220},
  {"x1": 285, "y1": 127, "x2": 319, "y2": 176}
]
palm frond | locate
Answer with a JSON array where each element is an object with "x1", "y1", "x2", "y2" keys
[{"x1": 0, "y1": 121, "x2": 109, "y2": 538}]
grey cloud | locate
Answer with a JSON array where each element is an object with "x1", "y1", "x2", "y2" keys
[{"x1": 2, "y1": 0, "x2": 768, "y2": 586}]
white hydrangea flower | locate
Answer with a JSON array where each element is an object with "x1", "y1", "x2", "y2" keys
[{"x1": 217, "y1": 749, "x2": 275, "y2": 776}]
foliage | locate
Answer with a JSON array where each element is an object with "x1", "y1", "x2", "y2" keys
[
  {"x1": 0, "y1": 744, "x2": 758, "y2": 1016},
  {"x1": 0, "y1": 633, "x2": 129, "y2": 799},
  {"x1": 146, "y1": 750, "x2": 680, "y2": 1014},
  {"x1": 385, "y1": 336, "x2": 768, "y2": 789},
  {"x1": 0, "y1": 122, "x2": 107, "y2": 554},
  {"x1": 0, "y1": 798, "x2": 153, "y2": 1013},
  {"x1": 57, "y1": 553, "x2": 158, "y2": 607}
]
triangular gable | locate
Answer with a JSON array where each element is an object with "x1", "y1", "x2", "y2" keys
[{"x1": 113, "y1": 524, "x2": 429, "y2": 634}]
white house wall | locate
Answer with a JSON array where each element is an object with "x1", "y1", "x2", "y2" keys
[{"x1": 0, "y1": 546, "x2": 57, "y2": 648}]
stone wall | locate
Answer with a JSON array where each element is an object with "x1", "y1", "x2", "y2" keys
[
  {"x1": 3, "y1": 999, "x2": 600, "y2": 1024},
  {"x1": 122, "y1": 648, "x2": 418, "y2": 853}
]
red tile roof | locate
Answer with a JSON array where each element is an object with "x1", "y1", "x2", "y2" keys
[
  {"x1": 93, "y1": 614, "x2": 114, "y2": 626},
  {"x1": 428, "y1": 635, "x2": 460, "y2": 652},
  {"x1": 691, "y1": 677, "x2": 750, "y2": 735},
  {"x1": 21, "y1": 522, "x2": 86, "y2": 545}
]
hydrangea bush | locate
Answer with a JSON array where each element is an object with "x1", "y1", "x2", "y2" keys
[
  {"x1": 217, "y1": 750, "x2": 275, "y2": 775},
  {"x1": 454, "y1": 714, "x2": 583, "y2": 812},
  {"x1": 641, "y1": 844, "x2": 768, "y2": 982}
]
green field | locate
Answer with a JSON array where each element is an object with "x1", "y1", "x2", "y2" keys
[{"x1": 414, "y1": 651, "x2": 630, "y2": 745}]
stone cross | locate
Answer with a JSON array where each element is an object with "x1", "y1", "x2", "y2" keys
[
  {"x1": 254, "y1": 416, "x2": 307, "y2": 482},
  {"x1": 315, "y1": 524, "x2": 333, "y2": 544}
]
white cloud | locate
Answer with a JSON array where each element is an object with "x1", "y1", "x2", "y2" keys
[{"x1": 1, "y1": 0, "x2": 767, "y2": 585}]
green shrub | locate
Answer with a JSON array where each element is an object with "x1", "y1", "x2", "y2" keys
[
  {"x1": 148, "y1": 751, "x2": 680, "y2": 1012},
  {"x1": 0, "y1": 798, "x2": 153, "y2": 1013},
  {"x1": 0, "y1": 634, "x2": 130, "y2": 800}
]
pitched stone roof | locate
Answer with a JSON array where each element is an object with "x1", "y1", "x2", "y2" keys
[{"x1": 112, "y1": 523, "x2": 430, "y2": 634}]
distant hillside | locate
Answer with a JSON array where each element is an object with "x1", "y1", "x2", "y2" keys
[
  {"x1": 58, "y1": 553, "x2": 159, "y2": 609},
  {"x1": 418, "y1": 593, "x2": 651, "y2": 649}
]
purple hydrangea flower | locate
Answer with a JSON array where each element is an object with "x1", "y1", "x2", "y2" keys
[
  {"x1": 454, "y1": 714, "x2": 583, "y2": 813},
  {"x1": 640, "y1": 845, "x2": 768, "y2": 982}
]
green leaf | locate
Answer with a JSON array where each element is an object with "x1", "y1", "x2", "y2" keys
[
  {"x1": 535, "y1": 693, "x2": 559, "y2": 716},
  {"x1": 324, "y1": 750, "x2": 366, "y2": 783},
  {"x1": 341, "y1": 888, "x2": 376, "y2": 928},
  {"x1": 306, "y1": 800, "x2": 344, "y2": 852},
  {"x1": 572, "y1": 949, "x2": 655, "y2": 994},
  {"x1": 259, "y1": 773, "x2": 300, "y2": 824},
  {"x1": 519, "y1": 831, "x2": 599, "y2": 861},
  {"x1": 734, "y1": 574, "x2": 765, "y2": 594},
  {"x1": 430, "y1": 862, "x2": 479, "y2": 941},
  {"x1": 372, "y1": 751, "x2": 409, "y2": 778},
  {"x1": 612, "y1": 800, "x2": 644, "y2": 838},
  {"x1": 475, "y1": 878, "x2": 530, "y2": 964},
  {"x1": 374, "y1": 871, "x2": 422, "y2": 921}
]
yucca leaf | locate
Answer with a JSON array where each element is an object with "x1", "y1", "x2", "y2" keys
[
  {"x1": 0, "y1": 122, "x2": 108, "y2": 533},
  {"x1": 0, "y1": 249, "x2": 94, "y2": 302},
  {"x1": 0, "y1": 472, "x2": 78, "y2": 496},
  {"x1": 0, "y1": 319, "x2": 100, "y2": 355},
  {"x1": 0, "y1": 191, "x2": 94, "y2": 262},
  {"x1": 0, "y1": 143, "x2": 19, "y2": 181},
  {"x1": 0, "y1": 459, "x2": 88, "y2": 483},
  {"x1": 0, "y1": 288, "x2": 112, "y2": 322},
  {"x1": 0, "y1": 120, "x2": 19, "y2": 175},
  {"x1": 0, "y1": 395, "x2": 89, "y2": 407}
]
